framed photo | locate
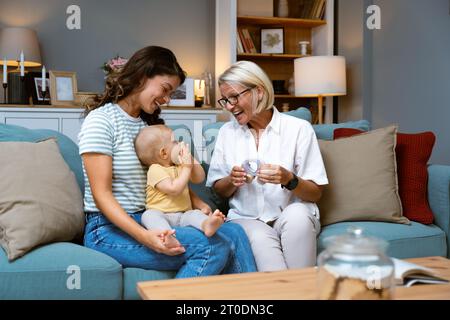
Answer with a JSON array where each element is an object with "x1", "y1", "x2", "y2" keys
[
  {"x1": 49, "y1": 70, "x2": 78, "y2": 106},
  {"x1": 168, "y1": 77, "x2": 195, "y2": 107},
  {"x1": 261, "y1": 28, "x2": 284, "y2": 54},
  {"x1": 26, "y1": 72, "x2": 51, "y2": 105}
]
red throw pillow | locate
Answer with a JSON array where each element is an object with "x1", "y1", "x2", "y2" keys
[{"x1": 334, "y1": 128, "x2": 436, "y2": 224}]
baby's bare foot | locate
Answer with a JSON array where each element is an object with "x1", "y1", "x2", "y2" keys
[
  {"x1": 162, "y1": 233, "x2": 182, "y2": 249},
  {"x1": 202, "y1": 209, "x2": 225, "y2": 237}
]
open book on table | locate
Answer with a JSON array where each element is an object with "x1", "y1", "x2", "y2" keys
[{"x1": 392, "y1": 258, "x2": 449, "y2": 287}]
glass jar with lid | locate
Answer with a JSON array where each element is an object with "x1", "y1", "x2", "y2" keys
[{"x1": 317, "y1": 226, "x2": 395, "y2": 300}]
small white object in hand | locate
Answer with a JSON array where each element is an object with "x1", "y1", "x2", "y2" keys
[{"x1": 242, "y1": 159, "x2": 262, "y2": 183}]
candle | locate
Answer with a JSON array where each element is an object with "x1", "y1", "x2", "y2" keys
[
  {"x1": 194, "y1": 79, "x2": 205, "y2": 98},
  {"x1": 41, "y1": 65, "x2": 46, "y2": 92},
  {"x1": 20, "y1": 51, "x2": 24, "y2": 77},
  {"x1": 2, "y1": 58, "x2": 6, "y2": 84}
]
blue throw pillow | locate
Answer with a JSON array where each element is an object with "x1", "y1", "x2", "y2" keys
[
  {"x1": 202, "y1": 122, "x2": 226, "y2": 165},
  {"x1": 168, "y1": 124, "x2": 198, "y2": 159},
  {"x1": 284, "y1": 107, "x2": 312, "y2": 123},
  {"x1": 313, "y1": 120, "x2": 371, "y2": 140}
]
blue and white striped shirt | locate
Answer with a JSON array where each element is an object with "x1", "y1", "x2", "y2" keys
[{"x1": 78, "y1": 103, "x2": 147, "y2": 212}]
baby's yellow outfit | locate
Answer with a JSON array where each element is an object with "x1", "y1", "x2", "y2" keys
[{"x1": 145, "y1": 164, "x2": 192, "y2": 212}]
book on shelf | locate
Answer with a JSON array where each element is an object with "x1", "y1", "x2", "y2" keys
[
  {"x1": 242, "y1": 28, "x2": 257, "y2": 54},
  {"x1": 294, "y1": 0, "x2": 326, "y2": 19},
  {"x1": 238, "y1": 28, "x2": 257, "y2": 54},
  {"x1": 236, "y1": 32, "x2": 244, "y2": 54},
  {"x1": 392, "y1": 258, "x2": 449, "y2": 287},
  {"x1": 237, "y1": 29, "x2": 249, "y2": 53}
]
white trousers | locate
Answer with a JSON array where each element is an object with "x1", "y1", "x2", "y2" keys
[{"x1": 231, "y1": 202, "x2": 321, "y2": 271}]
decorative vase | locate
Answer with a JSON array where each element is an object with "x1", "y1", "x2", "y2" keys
[
  {"x1": 299, "y1": 41, "x2": 310, "y2": 56},
  {"x1": 277, "y1": 0, "x2": 289, "y2": 18}
]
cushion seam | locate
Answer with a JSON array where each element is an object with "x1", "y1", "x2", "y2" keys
[{"x1": 0, "y1": 266, "x2": 122, "y2": 274}]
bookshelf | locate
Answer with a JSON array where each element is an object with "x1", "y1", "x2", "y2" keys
[
  {"x1": 237, "y1": 16, "x2": 326, "y2": 27},
  {"x1": 237, "y1": 53, "x2": 305, "y2": 60},
  {"x1": 215, "y1": 0, "x2": 334, "y2": 123}
]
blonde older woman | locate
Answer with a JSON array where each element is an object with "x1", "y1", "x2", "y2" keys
[{"x1": 206, "y1": 61, "x2": 328, "y2": 271}]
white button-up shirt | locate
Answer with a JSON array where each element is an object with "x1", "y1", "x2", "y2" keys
[{"x1": 206, "y1": 108, "x2": 329, "y2": 222}]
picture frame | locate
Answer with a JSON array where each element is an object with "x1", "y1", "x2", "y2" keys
[
  {"x1": 25, "y1": 72, "x2": 51, "y2": 105},
  {"x1": 49, "y1": 70, "x2": 78, "y2": 106},
  {"x1": 261, "y1": 28, "x2": 284, "y2": 54},
  {"x1": 168, "y1": 77, "x2": 195, "y2": 107}
]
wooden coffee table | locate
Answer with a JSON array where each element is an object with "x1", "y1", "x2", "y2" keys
[{"x1": 137, "y1": 256, "x2": 450, "y2": 300}]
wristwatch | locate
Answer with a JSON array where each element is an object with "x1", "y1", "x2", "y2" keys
[{"x1": 281, "y1": 173, "x2": 299, "y2": 191}]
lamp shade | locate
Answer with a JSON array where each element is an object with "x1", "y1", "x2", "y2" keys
[
  {"x1": 0, "y1": 27, "x2": 41, "y2": 67},
  {"x1": 294, "y1": 56, "x2": 346, "y2": 97}
]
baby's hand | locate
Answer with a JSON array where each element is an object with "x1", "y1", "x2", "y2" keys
[{"x1": 178, "y1": 142, "x2": 193, "y2": 166}]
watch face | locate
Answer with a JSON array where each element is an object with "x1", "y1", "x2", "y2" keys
[{"x1": 287, "y1": 175, "x2": 299, "y2": 190}]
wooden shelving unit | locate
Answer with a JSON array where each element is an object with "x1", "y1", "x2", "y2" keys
[
  {"x1": 275, "y1": 94, "x2": 304, "y2": 99},
  {"x1": 237, "y1": 13, "x2": 328, "y2": 112},
  {"x1": 237, "y1": 16, "x2": 326, "y2": 27},
  {"x1": 237, "y1": 53, "x2": 304, "y2": 60}
]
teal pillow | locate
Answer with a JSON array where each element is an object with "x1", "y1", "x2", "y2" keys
[
  {"x1": 0, "y1": 123, "x2": 84, "y2": 193},
  {"x1": 313, "y1": 120, "x2": 371, "y2": 140},
  {"x1": 168, "y1": 124, "x2": 198, "y2": 160},
  {"x1": 284, "y1": 107, "x2": 312, "y2": 123},
  {"x1": 202, "y1": 122, "x2": 226, "y2": 165}
]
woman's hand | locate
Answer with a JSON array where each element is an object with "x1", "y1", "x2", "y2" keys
[
  {"x1": 140, "y1": 229, "x2": 186, "y2": 256},
  {"x1": 257, "y1": 164, "x2": 293, "y2": 185},
  {"x1": 229, "y1": 165, "x2": 247, "y2": 187}
]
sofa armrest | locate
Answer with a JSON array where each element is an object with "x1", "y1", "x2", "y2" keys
[{"x1": 428, "y1": 164, "x2": 450, "y2": 257}]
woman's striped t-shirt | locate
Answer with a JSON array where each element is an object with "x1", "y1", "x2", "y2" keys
[{"x1": 78, "y1": 103, "x2": 147, "y2": 212}]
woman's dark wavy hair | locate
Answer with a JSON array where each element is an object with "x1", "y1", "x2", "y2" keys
[{"x1": 84, "y1": 46, "x2": 186, "y2": 125}]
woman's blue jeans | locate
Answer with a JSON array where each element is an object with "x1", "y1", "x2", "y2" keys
[{"x1": 84, "y1": 212, "x2": 256, "y2": 278}]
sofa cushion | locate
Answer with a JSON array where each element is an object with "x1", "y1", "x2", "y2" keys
[
  {"x1": 0, "y1": 242, "x2": 122, "y2": 299},
  {"x1": 334, "y1": 128, "x2": 436, "y2": 225},
  {"x1": 189, "y1": 163, "x2": 230, "y2": 214},
  {"x1": 313, "y1": 119, "x2": 370, "y2": 140},
  {"x1": 319, "y1": 221, "x2": 447, "y2": 259},
  {"x1": 317, "y1": 125, "x2": 409, "y2": 226},
  {"x1": 123, "y1": 267, "x2": 176, "y2": 300},
  {"x1": 284, "y1": 107, "x2": 312, "y2": 123},
  {"x1": 0, "y1": 139, "x2": 85, "y2": 261},
  {"x1": 168, "y1": 124, "x2": 198, "y2": 159},
  {"x1": 0, "y1": 123, "x2": 84, "y2": 193}
]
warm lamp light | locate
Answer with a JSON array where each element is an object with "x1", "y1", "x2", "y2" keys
[
  {"x1": 194, "y1": 79, "x2": 205, "y2": 98},
  {"x1": 194, "y1": 79, "x2": 205, "y2": 108},
  {"x1": 294, "y1": 56, "x2": 346, "y2": 124},
  {"x1": 0, "y1": 27, "x2": 42, "y2": 67}
]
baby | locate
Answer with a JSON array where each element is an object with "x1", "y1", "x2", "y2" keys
[{"x1": 135, "y1": 125, "x2": 225, "y2": 249}]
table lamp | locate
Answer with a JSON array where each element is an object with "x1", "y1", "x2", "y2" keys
[
  {"x1": 0, "y1": 27, "x2": 42, "y2": 104},
  {"x1": 294, "y1": 56, "x2": 346, "y2": 124},
  {"x1": 0, "y1": 27, "x2": 42, "y2": 67}
]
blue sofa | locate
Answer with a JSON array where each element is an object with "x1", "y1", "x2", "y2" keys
[{"x1": 1, "y1": 109, "x2": 449, "y2": 300}]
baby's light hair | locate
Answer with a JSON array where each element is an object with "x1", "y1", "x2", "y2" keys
[{"x1": 134, "y1": 125, "x2": 172, "y2": 166}]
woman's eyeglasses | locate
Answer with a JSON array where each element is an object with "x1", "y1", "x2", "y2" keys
[{"x1": 217, "y1": 88, "x2": 251, "y2": 108}]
